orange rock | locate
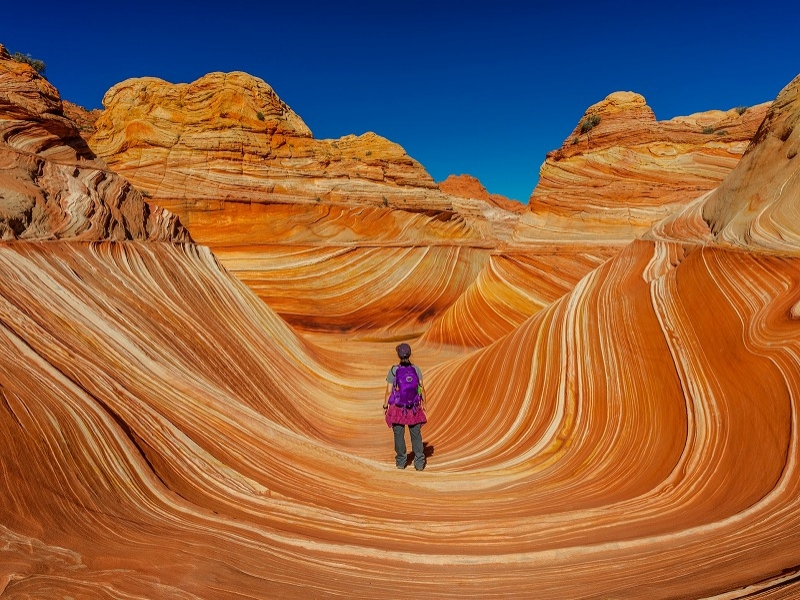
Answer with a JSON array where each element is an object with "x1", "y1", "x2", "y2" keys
[
  {"x1": 702, "y1": 74, "x2": 800, "y2": 252},
  {"x1": 87, "y1": 71, "x2": 522, "y2": 334},
  {"x1": 0, "y1": 44, "x2": 189, "y2": 242},
  {"x1": 439, "y1": 174, "x2": 527, "y2": 213},
  {"x1": 516, "y1": 90, "x2": 770, "y2": 243},
  {"x1": 89, "y1": 72, "x2": 443, "y2": 206},
  {"x1": 62, "y1": 100, "x2": 100, "y2": 135},
  {"x1": 426, "y1": 91, "x2": 771, "y2": 348},
  {"x1": 4, "y1": 45, "x2": 800, "y2": 598}
]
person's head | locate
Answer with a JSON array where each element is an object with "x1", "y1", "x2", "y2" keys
[{"x1": 396, "y1": 343, "x2": 412, "y2": 366}]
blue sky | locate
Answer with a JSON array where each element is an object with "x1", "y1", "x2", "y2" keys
[{"x1": 3, "y1": 0, "x2": 799, "y2": 202}]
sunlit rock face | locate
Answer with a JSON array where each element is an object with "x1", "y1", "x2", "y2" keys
[
  {"x1": 4, "y1": 235, "x2": 800, "y2": 599},
  {"x1": 438, "y1": 173, "x2": 526, "y2": 213},
  {"x1": 87, "y1": 71, "x2": 521, "y2": 335},
  {"x1": 88, "y1": 71, "x2": 521, "y2": 230},
  {"x1": 515, "y1": 91, "x2": 769, "y2": 243},
  {"x1": 424, "y1": 92, "x2": 771, "y2": 348},
  {"x1": 4, "y1": 39, "x2": 800, "y2": 597},
  {"x1": 0, "y1": 44, "x2": 189, "y2": 242}
]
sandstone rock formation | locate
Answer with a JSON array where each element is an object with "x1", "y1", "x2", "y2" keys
[
  {"x1": 87, "y1": 72, "x2": 521, "y2": 335},
  {"x1": 89, "y1": 72, "x2": 517, "y2": 223},
  {"x1": 515, "y1": 91, "x2": 770, "y2": 243},
  {"x1": 4, "y1": 38, "x2": 800, "y2": 597},
  {"x1": 438, "y1": 173, "x2": 526, "y2": 213},
  {"x1": 423, "y1": 92, "x2": 771, "y2": 347},
  {"x1": 0, "y1": 44, "x2": 189, "y2": 242},
  {"x1": 62, "y1": 100, "x2": 100, "y2": 134}
]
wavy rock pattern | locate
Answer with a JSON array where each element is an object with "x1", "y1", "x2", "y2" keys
[
  {"x1": 3, "y1": 237, "x2": 800, "y2": 598},
  {"x1": 421, "y1": 245, "x2": 618, "y2": 347},
  {"x1": 0, "y1": 44, "x2": 189, "y2": 242},
  {"x1": 85, "y1": 71, "x2": 521, "y2": 334},
  {"x1": 515, "y1": 91, "x2": 770, "y2": 243},
  {"x1": 426, "y1": 93, "x2": 771, "y2": 348},
  {"x1": 222, "y1": 243, "x2": 490, "y2": 335},
  {"x1": 703, "y1": 76, "x2": 800, "y2": 252},
  {"x1": 3, "y1": 40, "x2": 800, "y2": 598}
]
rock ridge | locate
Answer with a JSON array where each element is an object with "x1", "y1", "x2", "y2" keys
[{"x1": 0, "y1": 43, "x2": 190, "y2": 242}]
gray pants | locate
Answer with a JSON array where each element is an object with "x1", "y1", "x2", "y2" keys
[{"x1": 393, "y1": 423, "x2": 425, "y2": 470}]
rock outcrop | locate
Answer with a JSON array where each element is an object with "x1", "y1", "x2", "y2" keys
[
  {"x1": 0, "y1": 44, "x2": 189, "y2": 242},
  {"x1": 2, "y1": 69, "x2": 800, "y2": 599},
  {"x1": 424, "y1": 92, "x2": 771, "y2": 347},
  {"x1": 438, "y1": 174, "x2": 526, "y2": 213},
  {"x1": 515, "y1": 90, "x2": 770, "y2": 243},
  {"x1": 89, "y1": 73, "x2": 517, "y2": 222},
  {"x1": 62, "y1": 100, "x2": 100, "y2": 134},
  {"x1": 4, "y1": 35, "x2": 800, "y2": 599},
  {"x1": 86, "y1": 72, "x2": 521, "y2": 335}
]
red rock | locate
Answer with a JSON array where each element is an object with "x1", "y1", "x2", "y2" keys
[
  {"x1": 0, "y1": 45, "x2": 189, "y2": 242},
  {"x1": 4, "y1": 42, "x2": 800, "y2": 598},
  {"x1": 516, "y1": 91, "x2": 770, "y2": 243},
  {"x1": 439, "y1": 174, "x2": 526, "y2": 213},
  {"x1": 424, "y1": 91, "x2": 771, "y2": 348},
  {"x1": 62, "y1": 100, "x2": 100, "y2": 135},
  {"x1": 86, "y1": 72, "x2": 522, "y2": 334}
]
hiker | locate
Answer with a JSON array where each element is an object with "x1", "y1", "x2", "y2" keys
[{"x1": 383, "y1": 343, "x2": 427, "y2": 470}]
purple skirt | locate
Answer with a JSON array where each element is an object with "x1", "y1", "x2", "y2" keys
[{"x1": 385, "y1": 404, "x2": 427, "y2": 428}]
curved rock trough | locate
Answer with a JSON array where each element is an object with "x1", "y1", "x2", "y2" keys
[{"x1": 2, "y1": 43, "x2": 800, "y2": 597}]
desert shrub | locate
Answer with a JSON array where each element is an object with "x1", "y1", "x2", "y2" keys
[
  {"x1": 579, "y1": 114, "x2": 601, "y2": 134},
  {"x1": 366, "y1": 150, "x2": 372, "y2": 156},
  {"x1": 702, "y1": 126, "x2": 715, "y2": 134},
  {"x1": 382, "y1": 196, "x2": 388, "y2": 207},
  {"x1": 735, "y1": 106, "x2": 748, "y2": 115},
  {"x1": 716, "y1": 130, "x2": 728, "y2": 136},
  {"x1": 11, "y1": 52, "x2": 46, "y2": 76},
  {"x1": 256, "y1": 111, "x2": 265, "y2": 121}
]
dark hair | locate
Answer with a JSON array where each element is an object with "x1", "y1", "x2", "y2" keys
[{"x1": 399, "y1": 357, "x2": 412, "y2": 366}]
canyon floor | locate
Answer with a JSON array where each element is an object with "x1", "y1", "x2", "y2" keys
[{"x1": 3, "y1": 43, "x2": 800, "y2": 598}]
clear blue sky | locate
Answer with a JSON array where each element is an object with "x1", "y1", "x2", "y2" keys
[{"x1": 3, "y1": 0, "x2": 799, "y2": 202}]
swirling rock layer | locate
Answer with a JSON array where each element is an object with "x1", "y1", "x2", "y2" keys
[
  {"x1": 3, "y1": 39, "x2": 800, "y2": 598},
  {"x1": 421, "y1": 244, "x2": 619, "y2": 347},
  {"x1": 86, "y1": 72, "x2": 521, "y2": 334},
  {"x1": 428, "y1": 92, "x2": 772, "y2": 348},
  {"x1": 2, "y1": 237, "x2": 800, "y2": 598},
  {"x1": 515, "y1": 91, "x2": 770, "y2": 243},
  {"x1": 0, "y1": 44, "x2": 189, "y2": 242}
]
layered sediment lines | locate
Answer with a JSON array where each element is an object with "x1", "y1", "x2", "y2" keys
[
  {"x1": 421, "y1": 245, "x2": 617, "y2": 347},
  {"x1": 4, "y1": 38, "x2": 800, "y2": 597},
  {"x1": 86, "y1": 72, "x2": 520, "y2": 334},
  {"x1": 517, "y1": 91, "x2": 770, "y2": 243},
  {"x1": 0, "y1": 44, "x2": 188, "y2": 242},
  {"x1": 3, "y1": 238, "x2": 800, "y2": 598},
  {"x1": 224, "y1": 243, "x2": 490, "y2": 335},
  {"x1": 425, "y1": 92, "x2": 770, "y2": 348}
]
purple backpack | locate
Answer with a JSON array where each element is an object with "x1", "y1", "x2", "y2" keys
[{"x1": 390, "y1": 365, "x2": 421, "y2": 408}]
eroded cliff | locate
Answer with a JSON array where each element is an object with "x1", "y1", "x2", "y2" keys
[{"x1": 3, "y1": 40, "x2": 800, "y2": 598}]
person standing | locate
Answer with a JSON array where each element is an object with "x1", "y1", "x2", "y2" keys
[{"x1": 383, "y1": 343, "x2": 427, "y2": 470}]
